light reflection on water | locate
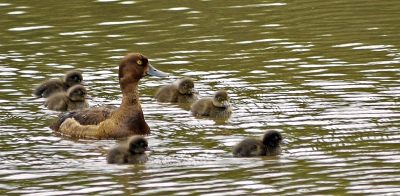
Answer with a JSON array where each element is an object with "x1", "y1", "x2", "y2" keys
[{"x1": 1, "y1": 0, "x2": 400, "y2": 195}]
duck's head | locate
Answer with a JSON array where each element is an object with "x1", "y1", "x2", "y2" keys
[
  {"x1": 128, "y1": 136, "x2": 149, "y2": 154},
  {"x1": 178, "y1": 77, "x2": 199, "y2": 95},
  {"x1": 212, "y1": 90, "x2": 230, "y2": 108},
  {"x1": 64, "y1": 71, "x2": 85, "y2": 87},
  {"x1": 67, "y1": 85, "x2": 91, "y2": 101},
  {"x1": 119, "y1": 53, "x2": 168, "y2": 82},
  {"x1": 262, "y1": 130, "x2": 283, "y2": 147}
]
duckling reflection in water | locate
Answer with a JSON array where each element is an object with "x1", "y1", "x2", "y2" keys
[
  {"x1": 155, "y1": 77, "x2": 199, "y2": 103},
  {"x1": 232, "y1": 130, "x2": 286, "y2": 157},
  {"x1": 34, "y1": 70, "x2": 87, "y2": 98},
  {"x1": 191, "y1": 90, "x2": 232, "y2": 117},
  {"x1": 44, "y1": 85, "x2": 91, "y2": 111},
  {"x1": 107, "y1": 136, "x2": 149, "y2": 164}
]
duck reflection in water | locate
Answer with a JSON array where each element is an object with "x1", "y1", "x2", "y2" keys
[
  {"x1": 232, "y1": 130, "x2": 286, "y2": 157},
  {"x1": 44, "y1": 85, "x2": 91, "y2": 111},
  {"x1": 155, "y1": 77, "x2": 199, "y2": 103},
  {"x1": 34, "y1": 70, "x2": 87, "y2": 98},
  {"x1": 107, "y1": 136, "x2": 149, "y2": 164},
  {"x1": 191, "y1": 90, "x2": 232, "y2": 117}
]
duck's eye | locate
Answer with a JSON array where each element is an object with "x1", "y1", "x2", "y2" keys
[
  {"x1": 137, "y1": 60, "x2": 143, "y2": 65},
  {"x1": 218, "y1": 97, "x2": 222, "y2": 101},
  {"x1": 78, "y1": 91, "x2": 83, "y2": 95},
  {"x1": 74, "y1": 77, "x2": 79, "y2": 81}
]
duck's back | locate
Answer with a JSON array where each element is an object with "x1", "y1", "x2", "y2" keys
[
  {"x1": 34, "y1": 80, "x2": 67, "y2": 98},
  {"x1": 51, "y1": 105, "x2": 117, "y2": 131},
  {"x1": 232, "y1": 138, "x2": 267, "y2": 157}
]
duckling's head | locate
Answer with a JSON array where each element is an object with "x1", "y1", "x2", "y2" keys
[
  {"x1": 128, "y1": 136, "x2": 149, "y2": 154},
  {"x1": 212, "y1": 90, "x2": 230, "y2": 108},
  {"x1": 262, "y1": 130, "x2": 283, "y2": 147},
  {"x1": 67, "y1": 85, "x2": 89, "y2": 101},
  {"x1": 64, "y1": 71, "x2": 84, "y2": 87},
  {"x1": 119, "y1": 53, "x2": 168, "y2": 82},
  {"x1": 178, "y1": 78, "x2": 198, "y2": 95}
]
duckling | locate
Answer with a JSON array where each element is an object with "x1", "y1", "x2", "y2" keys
[
  {"x1": 155, "y1": 77, "x2": 199, "y2": 103},
  {"x1": 232, "y1": 130, "x2": 285, "y2": 157},
  {"x1": 45, "y1": 85, "x2": 90, "y2": 111},
  {"x1": 107, "y1": 136, "x2": 149, "y2": 164},
  {"x1": 50, "y1": 53, "x2": 169, "y2": 139},
  {"x1": 34, "y1": 70, "x2": 86, "y2": 98},
  {"x1": 191, "y1": 90, "x2": 232, "y2": 117}
]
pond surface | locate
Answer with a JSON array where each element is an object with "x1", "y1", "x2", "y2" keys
[{"x1": 1, "y1": 0, "x2": 400, "y2": 195}]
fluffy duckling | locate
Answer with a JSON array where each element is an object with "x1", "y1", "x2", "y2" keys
[
  {"x1": 191, "y1": 90, "x2": 232, "y2": 117},
  {"x1": 50, "y1": 53, "x2": 168, "y2": 139},
  {"x1": 155, "y1": 77, "x2": 199, "y2": 103},
  {"x1": 107, "y1": 136, "x2": 149, "y2": 164},
  {"x1": 232, "y1": 130, "x2": 285, "y2": 157},
  {"x1": 45, "y1": 85, "x2": 90, "y2": 111},
  {"x1": 34, "y1": 70, "x2": 86, "y2": 98}
]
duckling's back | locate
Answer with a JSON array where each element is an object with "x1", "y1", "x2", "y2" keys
[
  {"x1": 34, "y1": 80, "x2": 67, "y2": 98},
  {"x1": 155, "y1": 85, "x2": 178, "y2": 102},
  {"x1": 232, "y1": 138, "x2": 267, "y2": 157}
]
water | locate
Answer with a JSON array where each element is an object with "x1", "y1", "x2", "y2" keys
[{"x1": 1, "y1": 0, "x2": 400, "y2": 195}]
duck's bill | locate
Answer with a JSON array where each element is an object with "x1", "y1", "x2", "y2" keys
[
  {"x1": 146, "y1": 65, "x2": 169, "y2": 78},
  {"x1": 224, "y1": 100, "x2": 231, "y2": 107},
  {"x1": 85, "y1": 95, "x2": 93, "y2": 100},
  {"x1": 281, "y1": 139, "x2": 289, "y2": 145},
  {"x1": 191, "y1": 88, "x2": 200, "y2": 94}
]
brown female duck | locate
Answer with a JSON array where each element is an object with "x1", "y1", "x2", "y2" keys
[
  {"x1": 107, "y1": 136, "x2": 149, "y2": 164},
  {"x1": 50, "y1": 53, "x2": 168, "y2": 139},
  {"x1": 34, "y1": 70, "x2": 86, "y2": 98},
  {"x1": 155, "y1": 77, "x2": 199, "y2": 103},
  {"x1": 191, "y1": 90, "x2": 232, "y2": 117},
  {"x1": 44, "y1": 85, "x2": 90, "y2": 111},
  {"x1": 232, "y1": 130, "x2": 285, "y2": 157}
]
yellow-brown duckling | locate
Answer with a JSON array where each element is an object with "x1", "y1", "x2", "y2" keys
[
  {"x1": 155, "y1": 77, "x2": 199, "y2": 103},
  {"x1": 191, "y1": 90, "x2": 232, "y2": 117},
  {"x1": 44, "y1": 85, "x2": 90, "y2": 111}
]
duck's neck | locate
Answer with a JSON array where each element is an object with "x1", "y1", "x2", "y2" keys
[{"x1": 120, "y1": 79, "x2": 140, "y2": 107}]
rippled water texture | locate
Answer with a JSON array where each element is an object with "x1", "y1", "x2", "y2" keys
[{"x1": 1, "y1": 0, "x2": 400, "y2": 195}]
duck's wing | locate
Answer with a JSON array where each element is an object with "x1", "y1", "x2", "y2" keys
[{"x1": 50, "y1": 105, "x2": 117, "y2": 131}]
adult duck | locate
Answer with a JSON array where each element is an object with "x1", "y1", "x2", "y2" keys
[
  {"x1": 107, "y1": 136, "x2": 149, "y2": 164},
  {"x1": 155, "y1": 77, "x2": 199, "y2": 103},
  {"x1": 45, "y1": 85, "x2": 91, "y2": 111},
  {"x1": 51, "y1": 53, "x2": 168, "y2": 139},
  {"x1": 191, "y1": 90, "x2": 232, "y2": 117},
  {"x1": 232, "y1": 130, "x2": 286, "y2": 157},
  {"x1": 34, "y1": 70, "x2": 86, "y2": 98}
]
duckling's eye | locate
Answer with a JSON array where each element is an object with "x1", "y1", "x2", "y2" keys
[
  {"x1": 137, "y1": 60, "x2": 143, "y2": 65},
  {"x1": 218, "y1": 97, "x2": 222, "y2": 101},
  {"x1": 78, "y1": 91, "x2": 83, "y2": 95},
  {"x1": 74, "y1": 77, "x2": 79, "y2": 81}
]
